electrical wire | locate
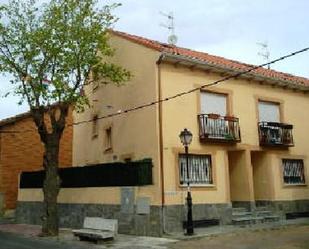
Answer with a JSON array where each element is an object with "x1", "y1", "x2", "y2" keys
[
  {"x1": 72, "y1": 46, "x2": 309, "y2": 126},
  {"x1": 1, "y1": 46, "x2": 309, "y2": 133}
]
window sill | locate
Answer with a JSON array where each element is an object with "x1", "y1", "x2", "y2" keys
[
  {"x1": 179, "y1": 184, "x2": 215, "y2": 188},
  {"x1": 283, "y1": 183, "x2": 307, "y2": 188}
]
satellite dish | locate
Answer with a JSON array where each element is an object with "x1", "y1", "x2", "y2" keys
[{"x1": 168, "y1": 34, "x2": 178, "y2": 45}]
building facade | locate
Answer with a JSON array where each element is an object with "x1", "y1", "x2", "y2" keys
[{"x1": 17, "y1": 31, "x2": 309, "y2": 236}]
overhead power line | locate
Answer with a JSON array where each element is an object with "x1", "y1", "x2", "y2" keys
[
  {"x1": 1, "y1": 46, "x2": 309, "y2": 134},
  {"x1": 72, "y1": 46, "x2": 309, "y2": 127}
]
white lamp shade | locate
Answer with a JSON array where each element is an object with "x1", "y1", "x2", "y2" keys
[{"x1": 179, "y1": 128, "x2": 193, "y2": 146}]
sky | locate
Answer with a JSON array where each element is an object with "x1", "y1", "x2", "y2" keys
[{"x1": 0, "y1": 0, "x2": 308, "y2": 119}]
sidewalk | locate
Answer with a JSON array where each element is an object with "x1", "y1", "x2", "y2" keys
[
  {"x1": 165, "y1": 217, "x2": 309, "y2": 240},
  {"x1": 0, "y1": 218, "x2": 309, "y2": 248},
  {"x1": 0, "y1": 221, "x2": 177, "y2": 249}
]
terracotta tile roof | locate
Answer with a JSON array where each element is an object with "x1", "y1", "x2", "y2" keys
[{"x1": 111, "y1": 30, "x2": 309, "y2": 87}]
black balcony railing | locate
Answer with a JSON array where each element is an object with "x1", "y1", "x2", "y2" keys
[
  {"x1": 198, "y1": 114, "x2": 241, "y2": 143},
  {"x1": 258, "y1": 122, "x2": 294, "y2": 147}
]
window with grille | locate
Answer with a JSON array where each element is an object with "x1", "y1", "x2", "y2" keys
[
  {"x1": 179, "y1": 154, "x2": 213, "y2": 185},
  {"x1": 282, "y1": 159, "x2": 306, "y2": 184}
]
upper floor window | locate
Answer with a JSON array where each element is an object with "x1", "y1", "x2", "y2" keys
[
  {"x1": 258, "y1": 101, "x2": 280, "y2": 122},
  {"x1": 282, "y1": 159, "x2": 306, "y2": 185},
  {"x1": 92, "y1": 115, "x2": 98, "y2": 138},
  {"x1": 201, "y1": 91, "x2": 227, "y2": 116},
  {"x1": 179, "y1": 154, "x2": 213, "y2": 185},
  {"x1": 104, "y1": 127, "x2": 112, "y2": 151}
]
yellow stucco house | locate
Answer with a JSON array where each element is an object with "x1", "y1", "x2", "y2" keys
[{"x1": 17, "y1": 30, "x2": 309, "y2": 236}]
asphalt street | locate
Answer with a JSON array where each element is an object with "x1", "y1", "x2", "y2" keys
[{"x1": 0, "y1": 232, "x2": 89, "y2": 249}]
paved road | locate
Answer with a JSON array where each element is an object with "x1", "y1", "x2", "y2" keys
[
  {"x1": 0, "y1": 230, "x2": 175, "y2": 249},
  {"x1": 0, "y1": 232, "x2": 90, "y2": 249},
  {"x1": 1, "y1": 223, "x2": 309, "y2": 249}
]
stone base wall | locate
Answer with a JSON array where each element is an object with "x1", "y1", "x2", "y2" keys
[
  {"x1": 16, "y1": 201, "x2": 232, "y2": 236},
  {"x1": 164, "y1": 203, "x2": 232, "y2": 233},
  {"x1": 232, "y1": 201, "x2": 256, "y2": 211},
  {"x1": 16, "y1": 202, "x2": 163, "y2": 237},
  {"x1": 256, "y1": 200, "x2": 309, "y2": 217},
  {"x1": 16, "y1": 200, "x2": 309, "y2": 236}
]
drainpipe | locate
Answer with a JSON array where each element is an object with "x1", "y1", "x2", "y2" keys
[{"x1": 156, "y1": 54, "x2": 166, "y2": 234}]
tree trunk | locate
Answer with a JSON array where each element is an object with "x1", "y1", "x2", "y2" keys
[
  {"x1": 41, "y1": 134, "x2": 61, "y2": 236},
  {"x1": 31, "y1": 104, "x2": 69, "y2": 236}
]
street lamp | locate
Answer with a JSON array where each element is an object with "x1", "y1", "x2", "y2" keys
[{"x1": 179, "y1": 128, "x2": 194, "y2": 236}]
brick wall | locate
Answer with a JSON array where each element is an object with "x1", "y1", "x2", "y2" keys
[{"x1": 0, "y1": 111, "x2": 73, "y2": 209}]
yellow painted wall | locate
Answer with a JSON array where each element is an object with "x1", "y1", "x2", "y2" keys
[
  {"x1": 159, "y1": 63, "x2": 309, "y2": 203},
  {"x1": 18, "y1": 36, "x2": 309, "y2": 207},
  {"x1": 72, "y1": 35, "x2": 163, "y2": 205},
  {"x1": 228, "y1": 150, "x2": 254, "y2": 202},
  {"x1": 19, "y1": 187, "x2": 119, "y2": 204},
  {"x1": 251, "y1": 152, "x2": 275, "y2": 200},
  {"x1": 272, "y1": 155, "x2": 309, "y2": 200},
  {"x1": 162, "y1": 148, "x2": 230, "y2": 205}
]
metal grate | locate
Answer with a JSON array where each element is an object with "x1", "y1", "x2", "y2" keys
[
  {"x1": 179, "y1": 154, "x2": 213, "y2": 185},
  {"x1": 198, "y1": 114, "x2": 241, "y2": 143},
  {"x1": 282, "y1": 159, "x2": 305, "y2": 184},
  {"x1": 259, "y1": 122, "x2": 294, "y2": 146},
  {"x1": 20, "y1": 159, "x2": 153, "y2": 188}
]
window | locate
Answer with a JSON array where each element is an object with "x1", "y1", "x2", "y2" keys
[
  {"x1": 258, "y1": 101, "x2": 280, "y2": 122},
  {"x1": 104, "y1": 127, "x2": 112, "y2": 151},
  {"x1": 92, "y1": 115, "x2": 98, "y2": 138},
  {"x1": 179, "y1": 154, "x2": 213, "y2": 185},
  {"x1": 201, "y1": 91, "x2": 227, "y2": 116},
  {"x1": 282, "y1": 159, "x2": 306, "y2": 184}
]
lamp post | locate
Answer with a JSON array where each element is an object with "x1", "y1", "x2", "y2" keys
[{"x1": 179, "y1": 128, "x2": 194, "y2": 236}]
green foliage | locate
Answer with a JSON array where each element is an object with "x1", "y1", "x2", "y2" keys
[{"x1": 0, "y1": 0, "x2": 131, "y2": 110}]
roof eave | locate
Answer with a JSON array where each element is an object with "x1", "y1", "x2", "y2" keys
[{"x1": 160, "y1": 53, "x2": 309, "y2": 92}]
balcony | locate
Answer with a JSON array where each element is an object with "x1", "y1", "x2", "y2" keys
[
  {"x1": 258, "y1": 122, "x2": 294, "y2": 147},
  {"x1": 198, "y1": 114, "x2": 241, "y2": 143}
]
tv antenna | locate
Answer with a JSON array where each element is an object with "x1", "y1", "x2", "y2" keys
[
  {"x1": 160, "y1": 11, "x2": 178, "y2": 45},
  {"x1": 257, "y1": 41, "x2": 271, "y2": 69}
]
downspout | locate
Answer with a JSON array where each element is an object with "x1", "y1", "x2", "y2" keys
[{"x1": 156, "y1": 54, "x2": 166, "y2": 234}]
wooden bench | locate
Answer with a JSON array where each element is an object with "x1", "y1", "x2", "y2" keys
[{"x1": 73, "y1": 217, "x2": 118, "y2": 243}]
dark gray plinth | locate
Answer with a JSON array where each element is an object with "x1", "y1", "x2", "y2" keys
[
  {"x1": 16, "y1": 201, "x2": 233, "y2": 236},
  {"x1": 256, "y1": 200, "x2": 309, "y2": 215},
  {"x1": 16, "y1": 201, "x2": 163, "y2": 236},
  {"x1": 232, "y1": 201, "x2": 256, "y2": 211},
  {"x1": 163, "y1": 203, "x2": 232, "y2": 233}
]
